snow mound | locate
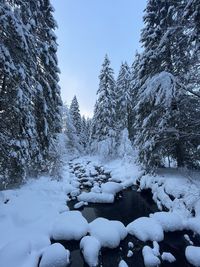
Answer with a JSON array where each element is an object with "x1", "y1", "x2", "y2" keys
[
  {"x1": 80, "y1": 236, "x2": 101, "y2": 267},
  {"x1": 51, "y1": 211, "x2": 88, "y2": 241},
  {"x1": 0, "y1": 239, "x2": 38, "y2": 267},
  {"x1": 142, "y1": 245, "x2": 161, "y2": 267},
  {"x1": 39, "y1": 243, "x2": 70, "y2": 267},
  {"x1": 118, "y1": 259, "x2": 128, "y2": 267},
  {"x1": 127, "y1": 217, "x2": 164, "y2": 242},
  {"x1": 78, "y1": 192, "x2": 114, "y2": 203},
  {"x1": 101, "y1": 182, "x2": 123, "y2": 195},
  {"x1": 150, "y1": 211, "x2": 185, "y2": 232},
  {"x1": 185, "y1": 246, "x2": 200, "y2": 267},
  {"x1": 89, "y1": 218, "x2": 127, "y2": 248},
  {"x1": 161, "y1": 252, "x2": 176, "y2": 263},
  {"x1": 187, "y1": 217, "x2": 200, "y2": 235}
]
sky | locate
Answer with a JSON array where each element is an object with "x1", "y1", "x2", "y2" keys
[{"x1": 51, "y1": 0, "x2": 147, "y2": 117}]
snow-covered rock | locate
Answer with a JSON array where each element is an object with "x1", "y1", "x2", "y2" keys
[
  {"x1": 142, "y1": 245, "x2": 161, "y2": 267},
  {"x1": 89, "y1": 218, "x2": 127, "y2": 248},
  {"x1": 51, "y1": 211, "x2": 88, "y2": 241},
  {"x1": 80, "y1": 236, "x2": 101, "y2": 267},
  {"x1": 161, "y1": 252, "x2": 176, "y2": 263},
  {"x1": 127, "y1": 250, "x2": 133, "y2": 257},
  {"x1": 185, "y1": 246, "x2": 200, "y2": 267},
  {"x1": 39, "y1": 243, "x2": 70, "y2": 267},
  {"x1": 150, "y1": 211, "x2": 185, "y2": 232},
  {"x1": 127, "y1": 217, "x2": 164, "y2": 242},
  {"x1": 118, "y1": 259, "x2": 128, "y2": 267},
  {"x1": 78, "y1": 192, "x2": 114, "y2": 203},
  {"x1": 101, "y1": 182, "x2": 123, "y2": 195}
]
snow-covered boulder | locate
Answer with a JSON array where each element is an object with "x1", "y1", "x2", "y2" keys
[
  {"x1": 150, "y1": 211, "x2": 185, "y2": 232},
  {"x1": 161, "y1": 252, "x2": 176, "y2": 263},
  {"x1": 51, "y1": 211, "x2": 88, "y2": 241},
  {"x1": 80, "y1": 236, "x2": 101, "y2": 267},
  {"x1": 142, "y1": 245, "x2": 161, "y2": 267},
  {"x1": 78, "y1": 192, "x2": 114, "y2": 203},
  {"x1": 101, "y1": 182, "x2": 123, "y2": 195},
  {"x1": 185, "y1": 246, "x2": 200, "y2": 267},
  {"x1": 89, "y1": 218, "x2": 127, "y2": 248},
  {"x1": 39, "y1": 243, "x2": 70, "y2": 267},
  {"x1": 118, "y1": 259, "x2": 128, "y2": 267},
  {"x1": 127, "y1": 217, "x2": 164, "y2": 242}
]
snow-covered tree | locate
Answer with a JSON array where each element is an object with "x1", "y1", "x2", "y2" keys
[
  {"x1": 62, "y1": 104, "x2": 82, "y2": 155},
  {"x1": 91, "y1": 55, "x2": 116, "y2": 141},
  {"x1": 69, "y1": 96, "x2": 82, "y2": 136},
  {"x1": 115, "y1": 62, "x2": 131, "y2": 132}
]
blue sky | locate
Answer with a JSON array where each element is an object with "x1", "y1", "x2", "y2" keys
[{"x1": 51, "y1": 0, "x2": 146, "y2": 117}]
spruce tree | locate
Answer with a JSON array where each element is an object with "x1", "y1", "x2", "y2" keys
[
  {"x1": 115, "y1": 62, "x2": 131, "y2": 132},
  {"x1": 91, "y1": 55, "x2": 116, "y2": 142},
  {"x1": 69, "y1": 96, "x2": 82, "y2": 136}
]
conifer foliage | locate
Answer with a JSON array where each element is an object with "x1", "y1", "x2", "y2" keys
[{"x1": 0, "y1": 0, "x2": 62, "y2": 188}]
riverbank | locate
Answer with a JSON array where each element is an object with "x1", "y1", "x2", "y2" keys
[{"x1": 0, "y1": 155, "x2": 200, "y2": 267}]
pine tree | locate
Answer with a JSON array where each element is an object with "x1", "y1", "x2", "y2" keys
[
  {"x1": 69, "y1": 96, "x2": 82, "y2": 136},
  {"x1": 115, "y1": 62, "x2": 131, "y2": 132},
  {"x1": 91, "y1": 55, "x2": 116, "y2": 142}
]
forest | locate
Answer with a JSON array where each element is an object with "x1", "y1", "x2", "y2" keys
[{"x1": 0, "y1": 1, "x2": 200, "y2": 267}]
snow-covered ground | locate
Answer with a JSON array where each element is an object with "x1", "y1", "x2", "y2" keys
[{"x1": 1, "y1": 156, "x2": 200, "y2": 267}]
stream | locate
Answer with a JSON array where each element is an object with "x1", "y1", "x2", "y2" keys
[{"x1": 55, "y1": 186, "x2": 199, "y2": 267}]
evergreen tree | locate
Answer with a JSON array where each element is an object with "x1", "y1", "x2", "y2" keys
[
  {"x1": 69, "y1": 96, "x2": 82, "y2": 136},
  {"x1": 91, "y1": 55, "x2": 116, "y2": 141},
  {"x1": 115, "y1": 62, "x2": 131, "y2": 132}
]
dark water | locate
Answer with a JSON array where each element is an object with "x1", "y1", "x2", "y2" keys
[{"x1": 55, "y1": 187, "x2": 199, "y2": 267}]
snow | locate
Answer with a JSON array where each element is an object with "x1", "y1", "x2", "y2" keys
[
  {"x1": 101, "y1": 181, "x2": 123, "y2": 195},
  {"x1": 80, "y1": 236, "x2": 101, "y2": 267},
  {"x1": 78, "y1": 192, "x2": 114, "y2": 203},
  {"x1": 127, "y1": 217, "x2": 164, "y2": 242},
  {"x1": 150, "y1": 211, "x2": 185, "y2": 232},
  {"x1": 39, "y1": 243, "x2": 70, "y2": 267},
  {"x1": 89, "y1": 218, "x2": 127, "y2": 248},
  {"x1": 187, "y1": 216, "x2": 200, "y2": 235},
  {"x1": 128, "y1": 242, "x2": 134, "y2": 249},
  {"x1": 142, "y1": 245, "x2": 161, "y2": 267},
  {"x1": 127, "y1": 250, "x2": 133, "y2": 257},
  {"x1": 185, "y1": 246, "x2": 200, "y2": 267},
  {"x1": 161, "y1": 252, "x2": 176, "y2": 263},
  {"x1": 51, "y1": 211, "x2": 89, "y2": 241},
  {"x1": 118, "y1": 259, "x2": 129, "y2": 267}
]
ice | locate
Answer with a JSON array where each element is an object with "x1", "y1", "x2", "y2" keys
[
  {"x1": 185, "y1": 246, "x2": 200, "y2": 267},
  {"x1": 127, "y1": 217, "x2": 164, "y2": 242},
  {"x1": 101, "y1": 182, "x2": 123, "y2": 195},
  {"x1": 118, "y1": 259, "x2": 129, "y2": 267},
  {"x1": 161, "y1": 252, "x2": 176, "y2": 263},
  {"x1": 78, "y1": 192, "x2": 114, "y2": 203},
  {"x1": 142, "y1": 245, "x2": 161, "y2": 267},
  {"x1": 80, "y1": 236, "x2": 101, "y2": 267},
  {"x1": 89, "y1": 218, "x2": 127, "y2": 248},
  {"x1": 51, "y1": 211, "x2": 89, "y2": 241},
  {"x1": 150, "y1": 211, "x2": 185, "y2": 232},
  {"x1": 40, "y1": 243, "x2": 70, "y2": 267}
]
